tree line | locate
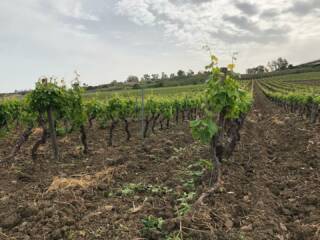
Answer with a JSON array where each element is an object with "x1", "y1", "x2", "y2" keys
[
  {"x1": 125, "y1": 69, "x2": 202, "y2": 84},
  {"x1": 246, "y1": 57, "x2": 293, "y2": 75}
]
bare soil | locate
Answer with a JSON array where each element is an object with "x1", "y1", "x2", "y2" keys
[{"x1": 0, "y1": 86, "x2": 319, "y2": 240}]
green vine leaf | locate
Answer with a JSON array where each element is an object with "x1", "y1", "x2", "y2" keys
[{"x1": 190, "y1": 119, "x2": 218, "y2": 144}]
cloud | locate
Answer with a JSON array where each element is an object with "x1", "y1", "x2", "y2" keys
[
  {"x1": 235, "y1": 1, "x2": 259, "y2": 16},
  {"x1": 116, "y1": 0, "x2": 294, "y2": 49},
  {"x1": 1, "y1": 0, "x2": 320, "y2": 92},
  {"x1": 287, "y1": 0, "x2": 320, "y2": 16},
  {"x1": 222, "y1": 15, "x2": 259, "y2": 32},
  {"x1": 260, "y1": 8, "x2": 279, "y2": 18},
  {"x1": 51, "y1": 0, "x2": 100, "y2": 21},
  {"x1": 222, "y1": 14, "x2": 289, "y2": 43},
  {"x1": 0, "y1": 0, "x2": 142, "y2": 92},
  {"x1": 116, "y1": 0, "x2": 156, "y2": 25},
  {"x1": 114, "y1": 0, "x2": 320, "y2": 74}
]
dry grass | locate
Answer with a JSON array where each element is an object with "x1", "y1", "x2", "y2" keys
[{"x1": 47, "y1": 166, "x2": 119, "y2": 192}]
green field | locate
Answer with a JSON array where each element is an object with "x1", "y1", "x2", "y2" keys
[
  {"x1": 259, "y1": 71, "x2": 320, "y2": 82},
  {"x1": 84, "y1": 84, "x2": 206, "y2": 99},
  {"x1": 2, "y1": 71, "x2": 320, "y2": 101}
]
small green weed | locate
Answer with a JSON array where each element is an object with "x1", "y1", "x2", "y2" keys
[
  {"x1": 141, "y1": 215, "x2": 164, "y2": 237},
  {"x1": 121, "y1": 183, "x2": 145, "y2": 196}
]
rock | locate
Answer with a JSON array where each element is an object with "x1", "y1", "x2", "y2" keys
[
  {"x1": 23, "y1": 235, "x2": 31, "y2": 240},
  {"x1": 243, "y1": 195, "x2": 250, "y2": 202},
  {"x1": 150, "y1": 230, "x2": 162, "y2": 240},
  {"x1": 280, "y1": 223, "x2": 287, "y2": 232},
  {"x1": 104, "y1": 157, "x2": 125, "y2": 166},
  {"x1": 0, "y1": 213, "x2": 22, "y2": 229},
  {"x1": 38, "y1": 201, "x2": 51, "y2": 209},
  {"x1": 241, "y1": 224, "x2": 253, "y2": 231},
  {"x1": 146, "y1": 154, "x2": 156, "y2": 161},
  {"x1": 162, "y1": 219, "x2": 177, "y2": 232},
  {"x1": 17, "y1": 205, "x2": 38, "y2": 218},
  {"x1": 276, "y1": 234, "x2": 285, "y2": 240},
  {"x1": 103, "y1": 205, "x2": 114, "y2": 211},
  {"x1": 49, "y1": 229, "x2": 63, "y2": 240},
  {"x1": 142, "y1": 146, "x2": 152, "y2": 153},
  {"x1": 16, "y1": 172, "x2": 33, "y2": 182},
  {"x1": 256, "y1": 200, "x2": 264, "y2": 208},
  {"x1": 225, "y1": 219, "x2": 233, "y2": 229},
  {"x1": 104, "y1": 158, "x2": 116, "y2": 165},
  {"x1": 61, "y1": 216, "x2": 75, "y2": 226},
  {"x1": 97, "y1": 183, "x2": 108, "y2": 191},
  {"x1": 0, "y1": 196, "x2": 10, "y2": 204},
  {"x1": 133, "y1": 195, "x2": 140, "y2": 201},
  {"x1": 164, "y1": 140, "x2": 174, "y2": 146},
  {"x1": 43, "y1": 207, "x2": 54, "y2": 218}
]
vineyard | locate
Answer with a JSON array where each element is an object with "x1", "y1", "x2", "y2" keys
[{"x1": 0, "y1": 61, "x2": 319, "y2": 240}]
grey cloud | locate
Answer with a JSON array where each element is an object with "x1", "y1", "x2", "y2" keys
[
  {"x1": 260, "y1": 9, "x2": 279, "y2": 19},
  {"x1": 170, "y1": 0, "x2": 211, "y2": 4},
  {"x1": 235, "y1": 1, "x2": 259, "y2": 16},
  {"x1": 287, "y1": 0, "x2": 320, "y2": 16},
  {"x1": 221, "y1": 14, "x2": 290, "y2": 44},
  {"x1": 211, "y1": 27, "x2": 289, "y2": 45},
  {"x1": 223, "y1": 15, "x2": 259, "y2": 32}
]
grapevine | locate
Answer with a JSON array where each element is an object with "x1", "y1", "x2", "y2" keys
[{"x1": 191, "y1": 54, "x2": 252, "y2": 204}]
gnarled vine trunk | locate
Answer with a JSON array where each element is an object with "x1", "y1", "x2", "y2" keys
[
  {"x1": 175, "y1": 109, "x2": 179, "y2": 124},
  {"x1": 32, "y1": 116, "x2": 47, "y2": 160},
  {"x1": 143, "y1": 116, "x2": 152, "y2": 138},
  {"x1": 108, "y1": 118, "x2": 117, "y2": 146},
  {"x1": 80, "y1": 125, "x2": 88, "y2": 154},
  {"x1": 151, "y1": 114, "x2": 160, "y2": 134},
  {"x1": 166, "y1": 119, "x2": 170, "y2": 129},
  {"x1": 3, "y1": 126, "x2": 33, "y2": 162},
  {"x1": 47, "y1": 107, "x2": 59, "y2": 160},
  {"x1": 123, "y1": 118, "x2": 131, "y2": 141}
]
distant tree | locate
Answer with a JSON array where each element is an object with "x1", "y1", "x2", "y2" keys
[
  {"x1": 187, "y1": 69, "x2": 194, "y2": 76},
  {"x1": 169, "y1": 73, "x2": 175, "y2": 79},
  {"x1": 246, "y1": 65, "x2": 268, "y2": 74},
  {"x1": 151, "y1": 74, "x2": 159, "y2": 81},
  {"x1": 267, "y1": 58, "x2": 289, "y2": 71},
  {"x1": 161, "y1": 72, "x2": 168, "y2": 79},
  {"x1": 267, "y1": 61, "x2": 275, "y2": 72},
  {"x1": 132, "y1": 83, "x2": 141, "y2": 89},
  {"x1": 126, "y1": 75, "x2": 139, "y2": 83},
  {"x1": 256, "y1": 65, "x2": 267, "y2": 73},
  {"x1": 110, "y1": 80, "x2": 118, "y2": 85},
  {"x1": 177, "y1": 70, "x2": 185, "y2": 77},
  {"x1": 276, "y1": 57, "x2": 289, "y2": 70},
  {"x1": 272, "y1": 60, "x2": 279, "y2": 71},
  {"x1": 246, "y1": 68, "x2": 255, "y2": 74},
  {"x1": 142, "y1": 74, "x2": 151, "y2": 82},
  {"x1": 155, "y1": 82, "x2": 164, "y2": 88},
  {"x1": 248, "y1": 57, "x2": 289, "y2": 74}
]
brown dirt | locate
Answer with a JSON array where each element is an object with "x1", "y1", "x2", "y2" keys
[{"x1": 0, "y1": 85, "x2": 319, "y2": 240}]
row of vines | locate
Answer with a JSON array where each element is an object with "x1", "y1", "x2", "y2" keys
[
  {"x1": 1, "y1": 55, "x2": 253, "y2": 172},
  {"x1": 0, "y1": 78, "x2": 204, "y2": 162},
  {"x1": 0, "y1": 55, "x2": 254, "y2": 227},
  {"x1": 257, "y1": 76, "x2": 320, "y2": 123}
]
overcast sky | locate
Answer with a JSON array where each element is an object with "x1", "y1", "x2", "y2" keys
[{"x1": 1, "y1": 0, "x2": 320, "y2": 93}]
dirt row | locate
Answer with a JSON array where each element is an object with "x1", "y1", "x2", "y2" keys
[
  {"x1": 185, "y1": 85, "x2": 320, "y2": 240},
  {"x1": 0, "y1": 85, "x2": 319, "y2": 240}
]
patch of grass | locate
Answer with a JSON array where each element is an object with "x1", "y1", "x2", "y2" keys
[
  {"x1": 119, "y1": 183, "x2": 173, "y2": 197},
  {"x1": 176, "y1": 192, "x2": 196, "y2": 216},
  {"x1": 84, "y1": 84, "x2": 206, "y2": 100},
  {"x1": 165, "y1": 232, "x2": 183, "y2": 240},
  {"x1": 141, "y1": 215, "x2": 164, "y2": 237},
  {"x1": 120, "y1": 183, "x2": 145, "y2": 196}
]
